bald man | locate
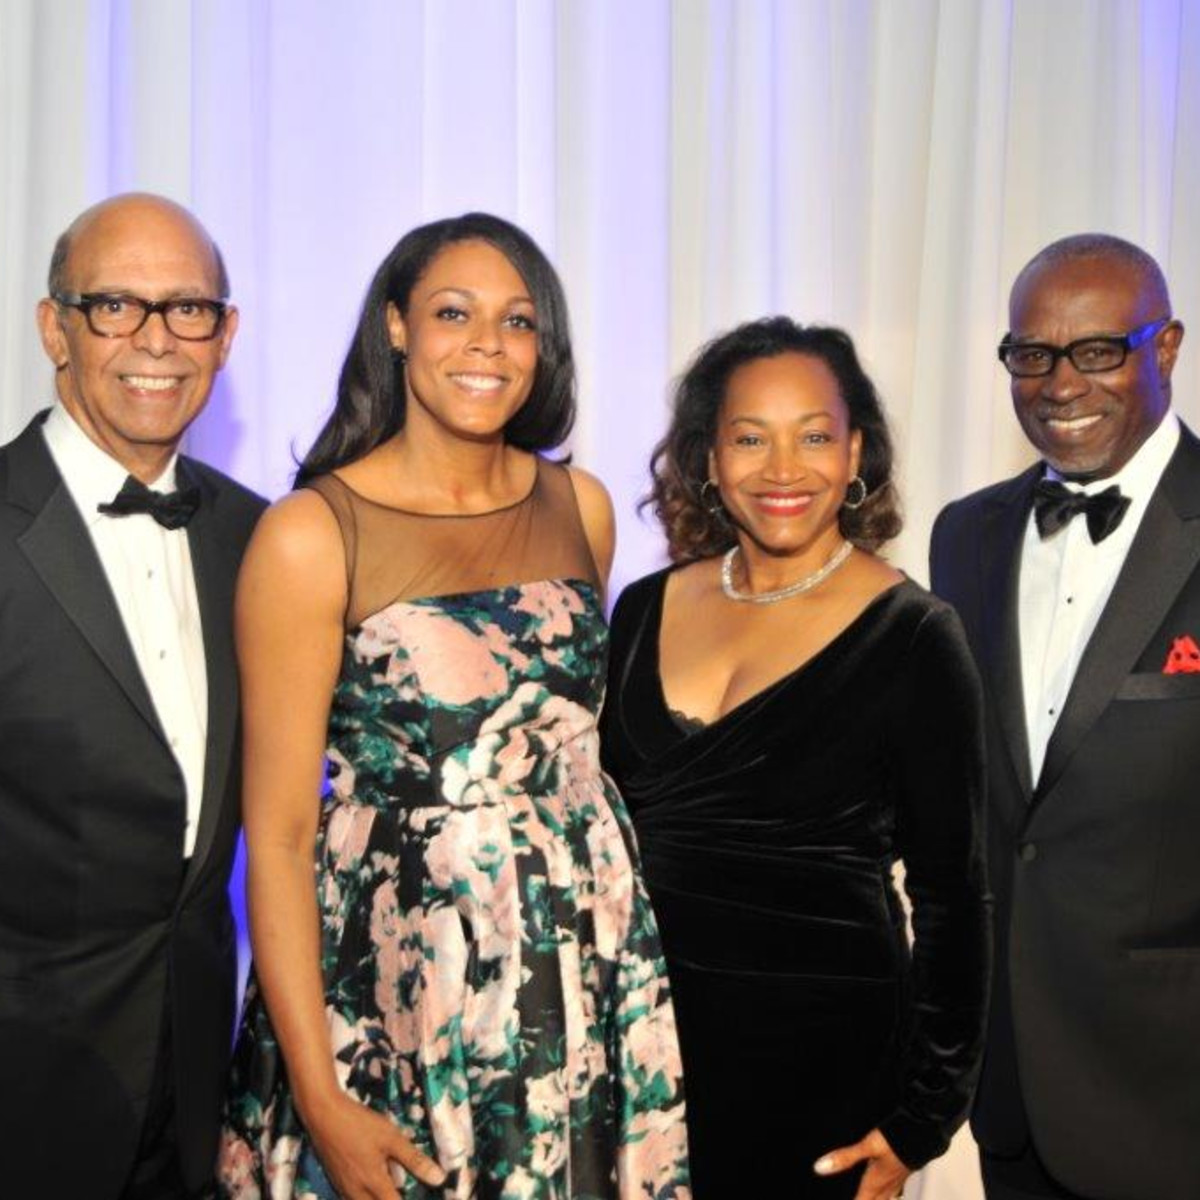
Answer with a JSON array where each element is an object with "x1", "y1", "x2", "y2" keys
[
  {"x1": 931, "y1": 233, "x2": 1199, "y2": 1200},
  {"x1": 0, "y1": 195, "x2": 265, "y2": 1198}
]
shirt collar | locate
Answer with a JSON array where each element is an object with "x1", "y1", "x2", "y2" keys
[
  {"x1": 1045, "y1": 409, "x2": 1180, "y2": 503},
  {"x1": 42, "y1": 404, "x2": 181, "y2": 528}
]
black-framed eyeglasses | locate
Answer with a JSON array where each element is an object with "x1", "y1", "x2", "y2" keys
[
  {"x1": 997, "y1": 318, "x2": 1169, "y2": 378},
  {"x1": 53, "y1": 292, "x2": 228, "y2": 341}
]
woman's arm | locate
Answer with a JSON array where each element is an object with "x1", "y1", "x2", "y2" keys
[
  {"x1": 815, "y1": 602, "x2": 991, "y2": 1200},
  {"x1": 881, "y1": 604, "x2": 991, "y2": 1165},
  {"x1": 237, "y1": 491, "x2": 445, "y2": 1199}
]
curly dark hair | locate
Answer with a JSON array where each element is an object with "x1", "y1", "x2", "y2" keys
[
  {"x1": 646, "y1": 316, "x2": 903, "y2": 562},
  {"x1": 297, "y1": 212, "x2": 574, "y2": 485}
]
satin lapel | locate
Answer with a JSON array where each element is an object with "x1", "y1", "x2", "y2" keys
[
  {"x1": 1036, "y1": 431, "x2": 1200, "y2": 803},
  {"x1": 12, "y1": 424, "x2": 163, "y2": 738},
  {"x1": 180, "y1": 461, "x2": 240, "y2": 894},
  {"x1": 979, "y1": 470, "x2": 1038, "y2": 801}
]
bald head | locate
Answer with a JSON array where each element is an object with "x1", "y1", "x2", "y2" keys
[
  {"x1": 48, "y1": 193, "x2": 229, "y2": 300},
  {"x1": 1011, "y1": 232, "x2": 1171, "y2": 321},
  {"x1": 37, "y1": 191, "x2": 239, "y2": 482},
  {"x1": 1005, "y1": 232, "x2": 1184, "y2": 480}
]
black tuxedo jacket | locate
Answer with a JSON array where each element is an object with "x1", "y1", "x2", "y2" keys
[
  {"x1": 930, "y1": 423, "x2": 1200, "y2": 1200},
  {"x1": 0, "y1": 413, "x2": 265, "y2": 1197}
]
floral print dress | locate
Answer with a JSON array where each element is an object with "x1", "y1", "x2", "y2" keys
[{"x1": 218, "y1": 462, "x2": 689, "y2": 1200}]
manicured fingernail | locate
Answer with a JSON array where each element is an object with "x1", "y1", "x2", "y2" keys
[{"x1": 814, "y1": 1156, "x2": 835, "y2": 1175}]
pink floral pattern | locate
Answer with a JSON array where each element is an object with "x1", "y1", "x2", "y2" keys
[{"x1": 218, "y1": 580, "x2": 689, "y2": 1198}]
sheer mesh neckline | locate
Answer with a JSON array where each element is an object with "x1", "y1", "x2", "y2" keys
[
  {"x1": 329, "y1": 456, "x2": 541, "y2": 519},
  {"x1": 305, "y1": 456, "x2": 602, "y2": 629}
]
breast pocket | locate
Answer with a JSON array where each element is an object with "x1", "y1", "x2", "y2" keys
[{"x1": 1115, "y1": 672, "x2": 1200, "y2": 701}]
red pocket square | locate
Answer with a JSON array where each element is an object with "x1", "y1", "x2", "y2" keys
[{"x1": 1163, "y1": 635, "x2": 1200, "y2": 674}]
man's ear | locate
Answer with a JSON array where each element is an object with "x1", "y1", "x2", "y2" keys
[
  {"x1": 215, "y1": 306, "x2": 240, "y2": 369},
  {"x1": 1157, "y1": 319, "x2": 1185, "y2": 384},
  {"x1": 37, "y1": 298, "x2": 69, "y2": 369}
]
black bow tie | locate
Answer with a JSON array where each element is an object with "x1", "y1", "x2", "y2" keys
[
  {"x1": 1033, "y1": 479, "x2": 1130, "y2": 544},
  {"x1": 98, "y1": 475, "x2": 201, "y2": 530}
]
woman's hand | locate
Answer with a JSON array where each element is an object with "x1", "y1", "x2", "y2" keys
[
  {"x1": 813, "y1": 1128, "x2": 911, "y2": 1200},
  {"x1": 306, "y1": 1092, "x2": 446, "y2": 1199}
]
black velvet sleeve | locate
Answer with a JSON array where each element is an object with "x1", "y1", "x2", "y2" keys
[
  {"x1": 599, "y1": 572, "x2": 662, "y2": 787},
  {"x1": 877, "y1": 603, "x2": 992, "y2": 1168}
]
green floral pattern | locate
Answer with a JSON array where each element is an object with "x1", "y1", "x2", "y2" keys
[{"x1": 218, "y1": 580, "x2": 689, "y2": 1199}]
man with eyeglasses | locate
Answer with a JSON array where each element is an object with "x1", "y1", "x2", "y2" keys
[
  {"x1": 0, "y1": 193, "x2": 265, "y2": 1198},
  {"x1": 930, "y1": 232, "x2": 1198, "y2": 1200}
]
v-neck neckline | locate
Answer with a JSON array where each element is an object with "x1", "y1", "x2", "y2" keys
[{"x1": 651, "y1": 570, "x2": 910, "y2": 739}]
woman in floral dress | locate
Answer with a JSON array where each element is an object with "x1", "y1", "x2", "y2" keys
[{"x1": 218, "y1": 214, "x2": 689, "y2": 1200}]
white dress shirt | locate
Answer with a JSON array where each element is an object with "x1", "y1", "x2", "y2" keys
[
  {"x1": 1019, "y1": 411, "x2": 1179, "y2": 784},
  {"x1": 43, "y1": 405, "x2": 208, "y2": 857}
]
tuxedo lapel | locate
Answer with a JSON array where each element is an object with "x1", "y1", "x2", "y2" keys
[
  {"x1": 9, "y1": 420, "x2": 164, "y2": 739},
  {"x1": 979, "y1": 468, "x2": 1039, "y2": 801},
  {"x1": 179, "y1": 459, "x2": 241, "y2": 892},
  {"x1": 1037, "y1": 428, "x2": 1200, "y2": 802}
]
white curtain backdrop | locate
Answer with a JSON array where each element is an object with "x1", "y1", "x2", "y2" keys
[{"x1": 3, "y1": 3, "x2": 1199, "y2": 1195}]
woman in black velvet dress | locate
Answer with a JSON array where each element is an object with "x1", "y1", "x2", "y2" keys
[{"x1": 600, "y1": 317, "x2": 990, "y2": 1199}]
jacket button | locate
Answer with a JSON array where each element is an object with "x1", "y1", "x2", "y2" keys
[{"x1": 1019, "y1": 842, "x2": 1038, "y2": 862}]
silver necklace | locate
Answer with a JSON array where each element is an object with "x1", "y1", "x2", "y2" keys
[{"x1": 721, "y1": 539, "x2": 854, "y2": 604}]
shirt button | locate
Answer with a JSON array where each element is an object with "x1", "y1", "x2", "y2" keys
[
  {"x1": 1065, "y1": 596, "x2": 1073, "y2": 605},
  {"x1": 1048, "y1": 707, "x2": 1055, "y2": 716},
  {"x1": 159, "y1": 649, "x2": 167, "y2": 659},
  {"x1": 1020, "y1": 842, "x2": 1038, "y2": 863}
]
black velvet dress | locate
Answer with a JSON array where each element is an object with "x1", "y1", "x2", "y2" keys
[{"x1": 599, "y1": 572, "x2": 991, "y2": 1197}]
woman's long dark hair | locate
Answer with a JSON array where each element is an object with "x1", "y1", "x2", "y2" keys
[
  {"x1": 296, "y1": 213, "x2": 576, "y2": 485},
  {"x1": 646, "y1": 316, "x2": 903, "y2": 562}
]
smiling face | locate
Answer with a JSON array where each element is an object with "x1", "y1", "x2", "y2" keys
[
  {"x1": 1008, "y1": 256, "x2": 1182, "y2": 479},
  {"x1": 386, "y1": 239, "x2": 539, "y2": 445},
  {"x1": 37, "y1": 196, "x2": 237, "y2": 480},
  {"x1": 709, "y1": 351, "x2": 862, "y2": 559}
]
